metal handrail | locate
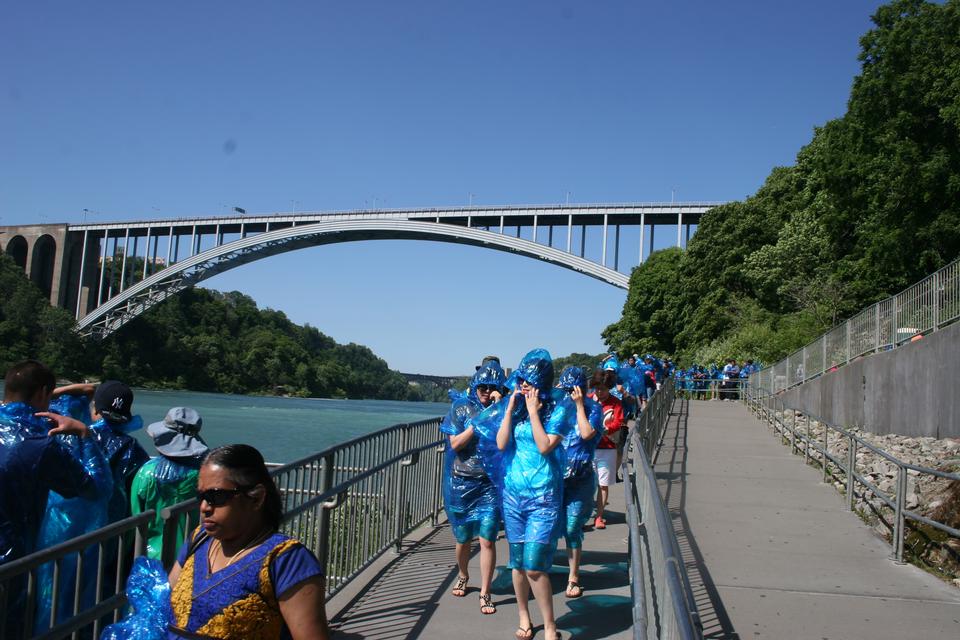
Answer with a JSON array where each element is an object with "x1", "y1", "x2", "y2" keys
[
  {"x1": 0, "y1": 416, "x2": 444, "y2": 639},
  {"x1": 751, "y1": 257, "x2": 960, "y2": 393},
  {"x1": 743, "y1": 386, "x2": 960, "y2": 563},
  {"x1": 624, "y1": 379, "x2": 703, "y2": 639}
]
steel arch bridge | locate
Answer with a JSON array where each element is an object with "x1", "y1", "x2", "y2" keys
[{"x1": 0, "y1": 203, "x2": 719, "y2": 338}]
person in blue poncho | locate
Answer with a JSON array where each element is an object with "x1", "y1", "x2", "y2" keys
[
  {"x1": 549, "y1": 366, "x2": 603, "y2": 600},
  {"x1": 474, "y1": 348, "x2": 568, "y2": 640},
  {"x1": 440, "y1": 359, "x2": 505, "y2": 615},
  {"x1": 0, "y1": 361, "x2": 111, "y2": 638}
]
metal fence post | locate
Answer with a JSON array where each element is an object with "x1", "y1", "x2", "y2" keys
[
  {"x1": 892, "y1": 465, "x2": 907, "y2": 564},
  {"x1": 394, "y1": 426, "x2": 410, "y2": 553},
  {"x1": 821, "y1": 337, "x2": 827, "y2": 375},
  {"x1": 847, "y1": 436, "x2": 857, "y2": 510},
  {"x1": 933, "y1": 269, "x2": 940, "y2": 331},
  {"x1": 316, "y1": 453, "x2": 335, "y2": 564},
  {"x1": 874, "y1": 303, "x2": 881, "y2": 353},
  {"x1": 845, "y1": 320, "x2": 851, "y2": 366},
  {"x1": 822, "y1": 425, "x2": 830, "y2": 484}
]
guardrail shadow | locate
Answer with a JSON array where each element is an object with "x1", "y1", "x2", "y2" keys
[
  {"x1": 329, "y1": 526, "x2": 457, "y2": 639},
  {"x1": 655, "y1": 397, "x2": 741, "y2": 640}
]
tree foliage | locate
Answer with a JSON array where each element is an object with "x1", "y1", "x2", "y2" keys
[{"x1": 605, "y1": 0, "x2": 960, "y2": 365}]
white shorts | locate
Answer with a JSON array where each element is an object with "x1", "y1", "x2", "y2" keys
[{"x1": 594, "y1": 449, "x2": 617, "y2": 487}]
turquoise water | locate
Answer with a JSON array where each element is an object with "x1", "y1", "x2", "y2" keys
[{"x1": 121, "y1": 389, "x2": 446, "y2": 464}]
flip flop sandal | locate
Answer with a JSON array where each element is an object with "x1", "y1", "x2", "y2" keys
[
  {"x1": 451, "y1": 574, "x2": 468, "y2": 597},
  {"x1": 566, "y1": 581, "x2": 583, "y2": 598},
  {"x1": 515, "y1": 626, "x2": 533, "y2": 640},
  {"x1": 479, "y1": 593, "x2": 496, "y2": 614}
]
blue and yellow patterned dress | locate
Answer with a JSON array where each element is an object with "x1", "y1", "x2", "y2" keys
[{"x1": 168, "y1": 530, "x2": 324, "y2": 639}]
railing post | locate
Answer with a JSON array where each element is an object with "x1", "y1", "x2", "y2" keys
[
  {"x1": 393, "y1": 426, "x2": 410, "y2": 553},
  {"x1": 822, "y1": 424, "x2": 830, "y2": 484},
  {"x1": 430, "y1": 446, "x2": 443, "y2": 527},
  {"x1": 847, "y1": 435, "x2": 857, "y2": 510},
  {"x1": 822, "y1": 337, "x2": 827, "y2": 375},
  {"x1": 316, "y1": 453, "x2": 335, "y2": 564},
  {"x1": 932, "y1": 268, "x2": 940, "y2": 331},
  {"x1": 874, "y1": 303, "x2": 881, "y2": 353},
  {"x1": 845, "y1": 320, "x2": 851, "y2": 365},
  {"x1": 892, "y1": 465, "x2": 907, "y2": 564}
]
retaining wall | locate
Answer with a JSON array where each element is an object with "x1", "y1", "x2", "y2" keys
[{"x1": 780, "y1": 320, "x2": 960, "y2": 438}]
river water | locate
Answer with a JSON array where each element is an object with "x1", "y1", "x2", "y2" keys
[{"x1": 125, "y1": 389, "x2": 448, "y2": 464}]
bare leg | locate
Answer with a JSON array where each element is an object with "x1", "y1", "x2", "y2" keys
[
  {"x1": 513, "y1": 568, "x2": 532, "y2": 635},
  {"x1": 479, "y1": 537, "x2": 496, "y2": 596},
  {"x1": 526, "y1": 570, "x2": 557, "y2": 637},
  {"x1": 566, "y1": 546, "x2": 583, "y2": 597},
  {"x1": 452, "y1": 542, "x2": 470, "y2": 595},
  {"x1": 596, "y1": 485, "x2": 609, "y2": 521}
]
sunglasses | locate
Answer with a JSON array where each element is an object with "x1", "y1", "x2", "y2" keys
[
  {"x1": 476, "y1": 385, "x2": 497, "y2": 393},
  {"x1": 197, "y1": 486, "x2": 254, "y2": 507}
]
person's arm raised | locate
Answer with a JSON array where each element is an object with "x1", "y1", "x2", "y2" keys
[{"x1": 496, "y1": 392, "x2": 520, "y2": 451}]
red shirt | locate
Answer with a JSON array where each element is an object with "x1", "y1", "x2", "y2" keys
[{"x1": 591, "y1": 393, "x2": 623, "y2": 449}]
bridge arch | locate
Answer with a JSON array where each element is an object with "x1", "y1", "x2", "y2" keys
[
  {"x1": 30, "y1": 234, "x2": 57, "y2": 299},
  {"x1": 77, "y1": 219, "x2": 630, "y2": 338},
  {"x1": 5, "y1": 235, "x2": 28, "y2": 269}
]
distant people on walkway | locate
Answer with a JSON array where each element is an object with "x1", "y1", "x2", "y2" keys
[
  {"x1": 132, "y1": 407, "x2": 209, "y2": 561},
  {"x1": 167, "y1": 444, "x2": 330, "y2": 639},
  {"x1": 440, "y1": 358, "x2": 505, "y2": 615},
  {"x1": 720, "y1": 359, "x2": 741, "y2": 401},
  {"x1": 551, "y1": 366, "x2": 603, "y2": 599},
  {"x1": 590, "y1": 369, "x2": 623, "y2": 530}
]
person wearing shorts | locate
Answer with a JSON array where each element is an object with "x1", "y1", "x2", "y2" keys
[{"x1": 590, "y1": 369, "x2": 624, "y2": 529}]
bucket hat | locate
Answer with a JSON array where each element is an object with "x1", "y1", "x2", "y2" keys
[{"x1": 147, "y1": 407, "x2": 209, "y2": 459}]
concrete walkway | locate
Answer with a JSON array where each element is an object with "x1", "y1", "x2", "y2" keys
[
  {"x1": 657, "y1": 397, "x2": 960, "y2": 640},
  {"x1": 327, "y1": 483, "x2": 634, "y2": 640}
]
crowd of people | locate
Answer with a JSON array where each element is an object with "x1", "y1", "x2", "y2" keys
[
  {"x1": 0, "y1": 359, "x2": 330, "y2": 639},
  {"x1": 440, "y1": 350, "x2": 650, "y2": 640},
  {"x1": 673, "y1": 359, "x2": 761, "y2": 401}
]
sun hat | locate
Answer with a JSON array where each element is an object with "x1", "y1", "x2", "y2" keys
[
  {"x1": 94, "y1": 380, "x2": 133, "y2": 423},
  {"x1": 147, "y1": 407, "x2": 209, "y2": 459}
]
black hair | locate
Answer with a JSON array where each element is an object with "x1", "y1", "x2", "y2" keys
[
  {"x1": 204, "y1": 444, "x2": 283, "y2": 531},
  {"x1": 590, "y1": 369, "x2": 618, "y2": 391},
  {"x1": 4, "y1": 360, "x2": 55, "y2": 404}
]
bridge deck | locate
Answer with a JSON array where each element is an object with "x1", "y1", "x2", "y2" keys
[{"x1": 660, "y1": 398, "x2": 960, "y2": 640}]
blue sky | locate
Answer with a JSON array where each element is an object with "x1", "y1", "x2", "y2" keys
[{"x1": 1, "y1": 1, "x2": 886, "y2": 375}]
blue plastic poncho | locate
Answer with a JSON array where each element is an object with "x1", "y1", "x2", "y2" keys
[
  {"x1": 438, "y1": 362, "x2": 504, "y2": 541},
  {"x1": 471, "y1": 349, "x2": 569, "y2": 546},
  {"x1": 0, "y1": 403, "x2": 112, "y2": 564},
  {"x1": 49, "y1": 393, "x2": 93, "y2": 425},
  {"x1": 618, "y1": 364, "x2": 643, "y2": 397},
  {"x1": 0, "y1": 402, "x2": 111, "y2": 636},
  {"x1": 100, "y1": 556, "x2": 172, "y2": 640},
  {"x1": 90, "y1": 415, "x2": 150, "y2": 524},
  {"x1": 550, "y1": 367, "x2": 604, "y2": 521}
]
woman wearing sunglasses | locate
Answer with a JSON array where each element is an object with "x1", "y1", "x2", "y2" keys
[
  {"x1": 474, "y1": 348, "x2": 569, "y2": 640},
  {"x1": 440, "y1": 359, "x2": 506, "y2": 614},
  {"x1": 167, "y1": 444, "x2": 330, "y2": 639},
  {"x1": 549, "y1": 366, "x2": 603, "y2": 599}
]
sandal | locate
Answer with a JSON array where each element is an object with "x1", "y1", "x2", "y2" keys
[
  {"x1": 451, "y1": 574, "x2": 468, "y2": 597},
  {"x1": 594, "y1": 517, "x2": 606, "y2": 529},
  {"x1": 479, "y1": 592, "x2": 496, "y2": 614},
  {"x1": 566, "y1": 581, "x2": 583, "y2": 598},
  {"x1": 515, "y1": 626, "x2": 533, "y2": 640}
]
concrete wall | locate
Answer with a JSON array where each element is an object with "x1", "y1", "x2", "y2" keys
[{"x1": 780, "y1": 320, "x2": 960, "y2": 438}]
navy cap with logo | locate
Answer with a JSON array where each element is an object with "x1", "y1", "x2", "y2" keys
[{"x1": 94, "y1": 380, "x2": 133, "y2": 423}]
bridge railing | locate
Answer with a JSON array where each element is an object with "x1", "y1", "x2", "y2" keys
[
  {"x1": 751, "y1": 257, "x2": 960, "y2": 393},
  {"x1": 743, "y1": 386, "x2": 960, "y2": 564},
  {"x1": 0, "y1": 417, "x2": 444, "y2": 639},
  {"x1": 625, "y1": 378, "x2": 703, "y2": 640}
]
